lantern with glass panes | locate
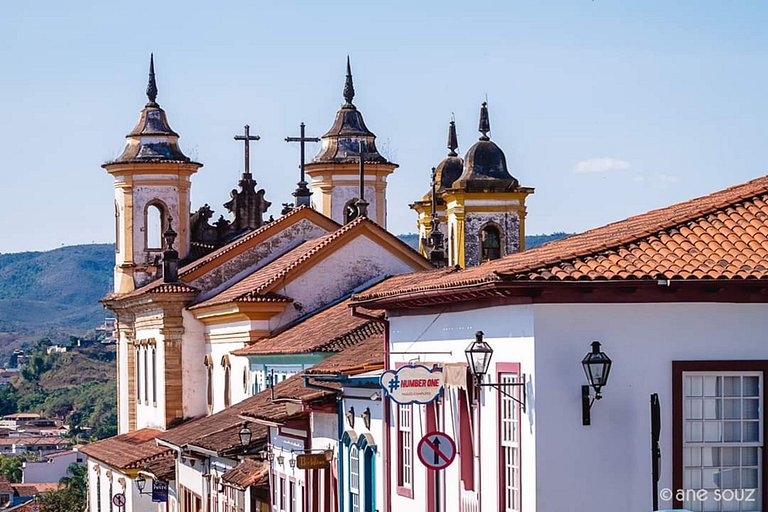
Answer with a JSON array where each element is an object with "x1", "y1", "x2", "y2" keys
[
  {"x1": 464, "y1": 331, "x2": 527, "y2": 412},
  {"x1": 581, "y1": 341, "x2": 612, "y2": 426}
]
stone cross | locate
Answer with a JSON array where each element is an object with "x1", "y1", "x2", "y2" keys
[
  {"x1": 285, "y1": 122, "x2": 320, "y2": 185},
  {"x1": 234, "y1": 125, "x2": 260, "y2": 176}
]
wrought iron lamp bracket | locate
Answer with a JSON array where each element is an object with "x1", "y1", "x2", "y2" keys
[{"x1": 476, "y1": 373, "x2": 527, "y2": 413}]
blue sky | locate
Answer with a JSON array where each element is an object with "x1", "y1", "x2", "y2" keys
[{"x1": 1, "y1": 1, "x2": 767, "y2": 253}]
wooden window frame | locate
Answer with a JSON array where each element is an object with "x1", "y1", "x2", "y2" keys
[
  {"x1": 497, "y1": 362, "x2": 522, "y2": 512},
  {"x1": 672, "y1": 360, "x2": 768, "y2": 511}
]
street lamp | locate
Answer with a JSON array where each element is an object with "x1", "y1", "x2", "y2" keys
[
  {"x1": 135, "y1": 475, "x2": 150, "y2": 495},
  {"x1": 581, "y1": 341, "x2": 612, "y2": 426},
  {"x1": 464, "y1": 331, "x2": 493, "y2": 383},
  {"x1": 238, "y1": 422, "x2": 252, "y2": 447},
  {"x1": 464, "y1": 331, "x2": 527, "y2": 412}
]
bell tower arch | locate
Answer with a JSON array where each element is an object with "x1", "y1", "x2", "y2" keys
[{"x1": 103, "y1": 55, "x2": 202, "y2": 293}]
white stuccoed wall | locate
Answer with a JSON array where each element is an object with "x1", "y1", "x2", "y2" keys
[
  {"x1": 387, "y1": 301, "x2": 768, "y2": 512},
  {"x1": 533, "y1": 302, "x2": 768, "y2": 512},
  {"x1": 388, "y1": 304, "x2": 536, "y2": 512},
  {"x1": 182, "y1": 310, "x2": 207, "y2": 419}
]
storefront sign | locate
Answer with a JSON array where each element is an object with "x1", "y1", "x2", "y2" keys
[
  {"x1": 296, "y1": 453, "x2": 330, "y2": 470},
  {"x1": 152, "y1": 480, "x2": 169, "y2": 503},
  {"x1": 380, "y1": 365, "x2": 443, "y2": 404}
]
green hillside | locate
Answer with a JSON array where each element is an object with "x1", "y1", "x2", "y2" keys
[
  {"x1": 0, "y1": 235, "x2": 572, "y2": 364},
  {"x1": 0, "y1": 244, "x2": 114, "y2": 363}
]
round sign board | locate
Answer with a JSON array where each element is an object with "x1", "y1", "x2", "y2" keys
[
  {"x1": 417, "y1": 431, "x2": 456, "y2": 470},
  {"x1": 112, "y1": 493, "x2": 126, "y2": 507}
]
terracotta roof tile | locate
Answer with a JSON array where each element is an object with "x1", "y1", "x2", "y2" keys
[
  {"x1": 180, "y1": 206, "x2": 338, "y2": 277},
  {"x1": 140, "y1": 452, "x2": 176, "y2": 481},
  {"x1": 221, "y1": 458, "x2": 269, "y2": 489},
  {"x1": 355, "y1": 175, "x2": 768, "y2": 303},
  {"x1": 191, "y1": 218, "x2": 378, "y2": 309},
  {"x1": 160, "y1": 332, "x2": 384, "y2": 452},
  {"x1": 79, "y1": 428, "x2": 170, "y2": 470},
  {"x1": 233, "y1": 298, "x2": 380, "y2": 356}
]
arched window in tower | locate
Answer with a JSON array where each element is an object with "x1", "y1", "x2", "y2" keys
[
  {"x1": 222, "y1": 356, "x2": 232, "y2": 408},
  {"x1": 145, "y1": 204, "x2": 164, "y2": 250},
  {"x1": 481, "y1": 225, "x2": 502, "y2": 261},
  {"x1": 344, "y1": 199, "x2": 360, "y2": 224}
]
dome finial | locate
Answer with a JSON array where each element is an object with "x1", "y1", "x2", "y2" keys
[
  {"x1": 343, "y1": 56, "x2": 355, "y2": 105},
  {"x1": 478, "y1": 101, "x2": 490, "y2": 141},
  {"x1": 146, "y1": 53, "x2": 158, "y2": 106},
  {"x1": 448, "y1": 117, "x2": 459, "y2": 156}
]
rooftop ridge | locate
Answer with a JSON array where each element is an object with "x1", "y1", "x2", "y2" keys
[{"x1": 495, "y1": 175, "x2": 768, "y2": 279}]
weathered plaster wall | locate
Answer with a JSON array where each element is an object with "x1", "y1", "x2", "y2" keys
[
  {"x1": 181, "y1": 309, "x2": 207, "y2": 420},
  {"x1": 462, "y1": 211, "x2": 520, "y2": 267},
  {"x1": 189, "y1": 218, "x2": 330, "y2": 295}
]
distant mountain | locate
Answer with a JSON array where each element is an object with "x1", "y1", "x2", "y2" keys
[
  {"x1": 396, "y1": 232, "x2": 572, "y2": 250},
  {"x1": 0, "y1": 244, "x2": 114, "y2": 363},
  {"x1": 0, "y1": 233, "x2": 571, "y2": 364}
]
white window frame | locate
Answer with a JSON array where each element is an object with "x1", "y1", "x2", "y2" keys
[{"x1": 350, "y1": 444, "x2": 360, "y2": 512}]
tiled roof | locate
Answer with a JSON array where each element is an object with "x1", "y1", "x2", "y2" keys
[
  {"x1": 221, "y1": 459, "x2": 269, "y2": 489},
  {"x1": 160, "y1": 330, "x2": 384, "y2": 453},
  {"x1": 355, "y1": 175, "x2": 768, "y2": 303},
  {"x1": 180, "y1": 206, "x2": 338, "y2": 277},
  {"x1": 0, "y1": 476, "x2": 11, "y2": 493},
  {"x1": 10, "y1": 483, "x2": 59, "y2": 497},
  {"x1": 192, "y1": 218, "x2": 372, "y2": 309},
  {"x1": 304, "y1": 333, "x2": 385, "y2": 375},
  {"x1": 233, "y1": 298, "x2": 381, "y2": 356},
  {"x1": 79, "y1": 429, "x2": 170, "y2": 470},
  {"x1": 157, "y1": 401, "x2": 267, "y2": 456},
  {"x1": 140, "y1": 451, "x2": 176, "y2": 481}
]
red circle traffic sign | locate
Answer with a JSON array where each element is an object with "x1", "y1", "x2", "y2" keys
[
  {"x1": 417, "y1": 431, "x2": 456, "y2": 470},
  {"x1": 112, "y1": 493, "x2": 126, "y2": 507}
]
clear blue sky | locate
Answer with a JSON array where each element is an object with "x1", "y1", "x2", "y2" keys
[{"x1": 1, "y1": 0, "x2": 767, "y2": 253}]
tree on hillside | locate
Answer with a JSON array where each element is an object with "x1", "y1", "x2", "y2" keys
[
  {"x1": 0, "y1": 455, "x2": 22, "y2": 483},
  {"x1": 39, "y1": 462, "x2": 87, "y2": 512},
  {"x1": 59, "y1": 462, "x2": 87, "y2": 496}
]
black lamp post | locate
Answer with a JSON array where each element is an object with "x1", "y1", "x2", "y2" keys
[
  {"x1": 464, "y1": 331, "x2": 527, "y2": 412},
  {"x1": 581, "y1": 341, "x2": 612, "y2": 426},
  {"x1": 238, "y1": 422, "x2": 252, "y2": 447}
]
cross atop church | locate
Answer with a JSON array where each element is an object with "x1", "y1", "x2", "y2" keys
[
  {"x1": 234, "y1": 125, "x2": 260, "y2": 176},
  {"x1": 285, "y1": 122, "x2": 320, "y2": 207}
]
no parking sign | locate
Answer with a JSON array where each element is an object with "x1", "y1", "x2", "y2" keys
[{"x1": 417, "y1": 431, "x2": 456, "y2": 470}]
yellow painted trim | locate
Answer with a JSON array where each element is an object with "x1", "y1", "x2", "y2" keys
[{"x1": 192, "y1": 303, "x2": 289, "y2": 324}]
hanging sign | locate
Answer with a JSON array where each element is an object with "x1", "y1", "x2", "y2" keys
[
  {"x1": 152, "y1": 480, "x2": 169, "y2": 502},
  {"x1": 417, "y1": 431, "x2": 456, "y2": 470},
  {"x1": 296, "y1": 453, "x2": 330, "y2": 470},
  {"x1": 380, "y1": 365, "x2": 443, "y2": 404}
]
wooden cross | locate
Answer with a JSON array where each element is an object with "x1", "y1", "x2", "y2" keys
[
  {"x1": 234, "y1": 125, "x2": 260, "y2": 175},
  {"x1": 285, "y1": 122, "x2": 320, "y2": 184}
]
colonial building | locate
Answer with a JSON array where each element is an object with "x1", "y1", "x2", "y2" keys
[
  {"x1": 82, "y1": 55, "x2": 432, "y2": 512},
  {"x1": 353, "y1": 174, "x2": 768, "y2": 512}
]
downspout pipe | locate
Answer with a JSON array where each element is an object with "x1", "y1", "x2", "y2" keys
[{"x1": 351, "y1": 305, "x2": 391, "y2": 512}]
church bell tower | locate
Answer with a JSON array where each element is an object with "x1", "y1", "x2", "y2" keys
[
  {"x1": 104, "y1": 55, "x2": 202, "y2": 294},
  {"x1": 304, "y1": 58, "x2": 397, "y2": 227},
  {"x1": 413, "y1": 103, "x2": 533, "y2": 268}
]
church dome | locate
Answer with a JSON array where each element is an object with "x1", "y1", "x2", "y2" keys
[
  {"x1": 451, "y1": 102, "x2": 519, "y2": 192},
  {"x1": 108, "y1": 55, "x2": 195, "y2": 165},
  {"x1": 311, "y1": 57, "x2": 392, "y2": 165},
  {"x1": 433, "y1": 120, "x2": 464, "y2": 192}
]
